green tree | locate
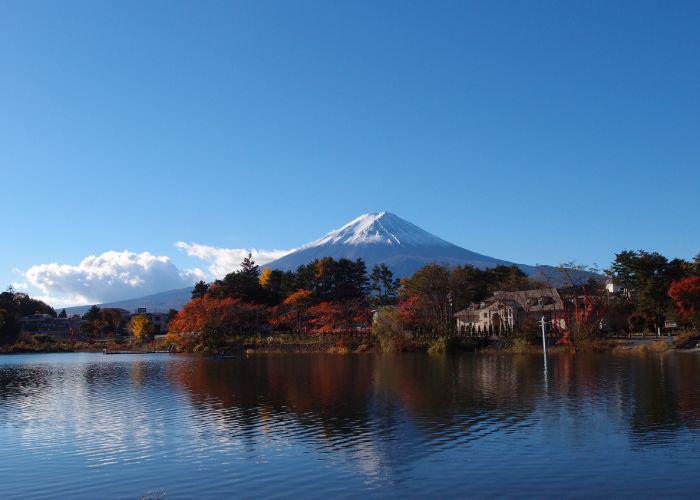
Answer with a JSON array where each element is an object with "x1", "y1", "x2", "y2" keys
[
  {"x1": 0, "y1": 287, "x2": 55, "y2": 343},
  {"x1": 58, "y1": 308, "x2": 67, "y2": 318},
  {"x1": 82, "y1": 305, "x2": 102, "y2": 322},
  {"x1": 209, "y1": 254, "x2": 266, "y2": 303},
  {"x1": 608, "y1": 250, "x2": 691, "y2": 330},
  {"x1": 370, "y1": 264, "x2": 399, "y2": 305},
  {"x1": 167, "y1": 308, "x2": 179, "y2": 322},
  {"x1": 191, "y1": 281, "x2": 209, "y2": 299}
]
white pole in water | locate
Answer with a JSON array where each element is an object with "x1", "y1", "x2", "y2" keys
[
  {"x1": 541, "y1": 315, "x2": 548, "y2": 387},
  {"x1": 541, "y1": 315, "x2": 547, "y2": 356}
]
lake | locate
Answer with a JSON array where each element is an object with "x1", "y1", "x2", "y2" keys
[{"x1": 1, "y1": 351, "x2": 699, "y2": 499}]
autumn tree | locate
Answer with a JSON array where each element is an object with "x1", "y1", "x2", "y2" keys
[
  {"x1": 259, "y1": 268, "x2": 272, "y2": 288},
  {"x1": 549, "y1": 262, "x2": 609, "y2": 343},
  {"x1": 668, "y1": 276, "x2": 700, "y2": 329},
  {"x1": 307, "y1": 302, "x2": 340, "y2": 334},
  {"x1": 373, "y1": 306, "x2": 404, "y2": 352},
  {"x1": 101, "y1": 308, "x2": 125, "y2": 337},
  {"x1": 168, "y1": 296, "x2": 265, "y2": 348},
  {"x1": 260, "y1": 268, "x2": 286, "y2": 305},
  {"x1": 400, "y1": 263, "x2": 454, "y2": 337},
  {"x1": 129, "y1": 314, "x2": 152, "y2": 341},
  {"x1": 281, "y1": 289, "x2": 313, "y2": 334}
]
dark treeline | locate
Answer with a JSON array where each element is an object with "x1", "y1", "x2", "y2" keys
[{"x1": 0, "y1": 287, "x2": 56, "y2": 344}]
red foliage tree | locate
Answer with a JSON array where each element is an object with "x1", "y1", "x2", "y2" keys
[
  {"x1": 669, "y1": 277, "x2": 700, "y2": 327},
  {"x1": 396, "y1": 296, "x2": 431, "y2": 335},
  {"x1": 308, "y1": 301, "x2": 343, "y2": 334},
  {"x1": 307, "y1": 299, "x2": 369, "y2": 335}
]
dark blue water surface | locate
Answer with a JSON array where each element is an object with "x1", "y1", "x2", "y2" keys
[{"x1": 1, "y1": 351, "x2": 699, "y2": 499}]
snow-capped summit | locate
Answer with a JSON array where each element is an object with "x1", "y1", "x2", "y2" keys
[
  {"x1": 305, "y1": 211, "x2": 452, "y2": 248},
  {"x1": 266, "y1": 211, "x2": 537, "y2": 277}
]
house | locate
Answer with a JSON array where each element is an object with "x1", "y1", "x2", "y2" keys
[
  {"x1": 454, "y1": 288, "x2": 565, "y2": 335},
  {"x1": 20, "y1": 314, "x2": 84, "y2": 339}
]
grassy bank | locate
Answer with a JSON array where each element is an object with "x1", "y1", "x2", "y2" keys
[
  {"x1": 0, "y1": 334, "x2": 164, "y2": 354},
  {"x1": 3, "y1": 330, "x2": 698, "y2": 356}
]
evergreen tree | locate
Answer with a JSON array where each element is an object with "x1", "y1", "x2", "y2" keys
[
  {"x1": 209, "y1": 254, "x2": 266, "y2": 303},
  {"x1": 370, "y1": 264, "x2": 399, "y2": 305},
  {"x1": 191, "y1": 281, "x2": 209, "y2": 299},
  {"x1": 58, "y1": 308, "x2": 67, "y2": 318},
  {"x1": 82, "y1": 305, "x2": 102, "y2": 322}
]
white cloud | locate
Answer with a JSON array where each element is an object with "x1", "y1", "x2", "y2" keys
[
  {"x1": 175, "y1": 241, "x2": 293, "y2": 279},
  {"x1": 23, "y1": 250, "x2": 203, "y2": 307}
]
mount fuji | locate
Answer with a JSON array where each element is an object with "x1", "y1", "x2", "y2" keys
[
  {"x1": 64, "y1": 211, "x2": 561, "y2": 314},
  {"x1": 264, "y1": 211, "x2": 542, "y2": 277}
]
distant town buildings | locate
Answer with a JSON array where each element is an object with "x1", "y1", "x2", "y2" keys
[
  {"x1": 20, "y1": 314, "x2": 82, "y2": 339},
  {"x1": 20, "y1": 307, "x2": 174, "y2": 339}
]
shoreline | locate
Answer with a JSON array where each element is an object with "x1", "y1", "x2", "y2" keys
[{"x1": 2, "y1": 334, "x2": 698, "y2": 356}]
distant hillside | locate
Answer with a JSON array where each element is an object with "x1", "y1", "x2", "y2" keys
[{"x1": 63, "y1": 286, "x2": 192, "y2": 316}]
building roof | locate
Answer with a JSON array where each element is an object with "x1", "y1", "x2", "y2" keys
[{"x1": 454, "y1": 288, "x2": 563, "y2": 318}]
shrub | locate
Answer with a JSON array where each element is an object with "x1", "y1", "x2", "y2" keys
[
  {"x1": 372, "y1": 307, "x2": 405, "y2": 353},
  {"x1": 673, "y1": 330, "x2": 699, "y2": 349},
  {"x1": 427, "y1": 337, "x2": 449, "y2": 354},
  {"x1": 32, "y1": 334, "x2": 56, "y2": 344}
]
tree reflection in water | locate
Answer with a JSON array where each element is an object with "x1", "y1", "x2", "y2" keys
[{"x1": 170, "y1": 352, "x2": 700, "y2": 464}]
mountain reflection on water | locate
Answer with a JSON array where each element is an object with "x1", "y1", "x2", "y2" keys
[{"x1": 0, "y1": 352, "x2": 699, "y2": 498}]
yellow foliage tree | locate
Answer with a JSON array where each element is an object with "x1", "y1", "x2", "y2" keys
[
  {"x1": 129, "y1": 314, "x2": 152, "y2": 341},
  {"x1": 259, "y1": 267, "x2": 272, "y2": 287}
]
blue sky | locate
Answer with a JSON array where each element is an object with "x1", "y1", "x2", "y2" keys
[{"x1": 2, "y1": 1, "x2": 698, "y2": 306}]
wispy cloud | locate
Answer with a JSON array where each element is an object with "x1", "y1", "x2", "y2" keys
[{"x1": 175, "y1": 242, "x2": 293, "y2": 279}]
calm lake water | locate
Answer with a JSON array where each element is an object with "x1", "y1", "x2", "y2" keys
[{"x1": 1, "y1": 351, "x2": 699, "y2": 499}]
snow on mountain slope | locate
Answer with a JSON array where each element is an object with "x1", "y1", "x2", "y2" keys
[
  {"x1": 265, "y1": 211, "x2": 534, "y2": 277},
  {"x1": 305, "y1": 211, "x2": 453, "y2": 248}
]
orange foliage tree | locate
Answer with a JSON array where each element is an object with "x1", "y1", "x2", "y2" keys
[
  {"x1": 276, "y1": 289, "x2": 313, "y2": 334},
  {"x1": 168, "y1": 296, "x2": 265, "y2": 349}
]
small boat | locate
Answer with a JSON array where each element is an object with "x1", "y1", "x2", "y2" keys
[
  {"x1": 214, "y1": 350, "x2": 239, "y2": 359},
  {"x1": 102, "y1": 349, "x2": 155, "y2": 355}
]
